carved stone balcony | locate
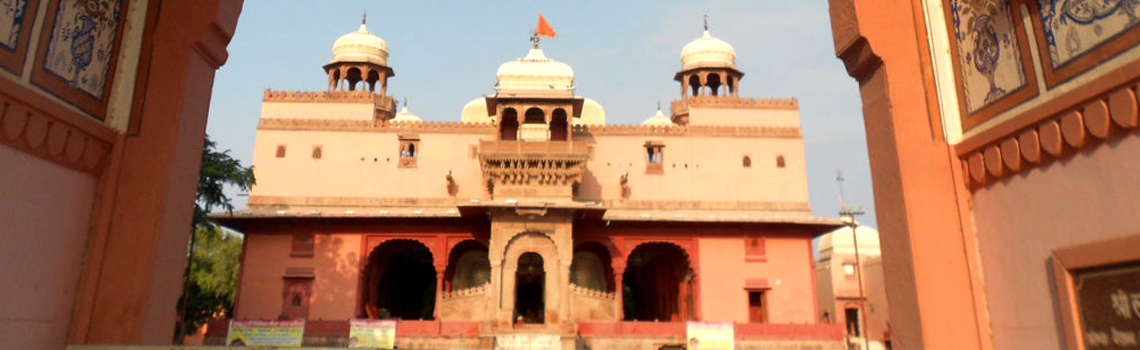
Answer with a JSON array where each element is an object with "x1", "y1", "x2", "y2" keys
[{"x1": 478, "y1": 140, "x2": 590, "y2": 199}]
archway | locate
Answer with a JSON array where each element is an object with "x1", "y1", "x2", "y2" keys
[
  {"x1": 707, "y1": 73, "x2": 722, "y2": 96},
  {"x1": 345, "y1": 67, "x2": 363, "y2": 91},
  {"x1": 571, "y1": 242, "x2": 613, "y2": 292},
  {"x1": 362, "y1": 240, "x2": 437, "y2": 319},
  {"x1": 550, "y1": 109, "x2": 569, "y2": 141},
  {"x1": 515, "y1": 252, "x2": 545, "y2": 324},
  {"x1": 444, "y1": 240, "x2": 490, "y2": 291},
  {"x1": 622, "y1": 242, "x2": 693, "y2": 321},
  {"x1": 689, "y1": 75, "x2": 702, "y2": 96},
  {"x1": 500, "y1": 108, "x2": 519, "y2": 140}
]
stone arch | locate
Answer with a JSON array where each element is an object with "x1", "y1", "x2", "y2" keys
[
  {"x1": 707, "y1": 73, "x2": 722, "y2": 96},
  {"x1": 444, "y1": 240, "x2": 490, "y2": 292},
  {"x1": 571, "y1": 241, "x2": 614, "y2": 292},
  {"x1": 328, "y1": 69, "x2": 341, "y2": 91},
  {"x1": 362, "y1": 239, "x2": 437, "y2": 319},
  {"x1": 550, "y1": 108, "x2": 569, "y2": 141},
  {"x1": 366, "y1": 69, "x2": 381, "y2": 92},
  {"x1": 622, "y1": 242, "x2": 695, "y2": 321},
  {"x1": 345, "y1": 67, "x2": 363, "y2": 91},
  {"x1": 500, "y1": 231, "x2": 561, "y2": 325},
  {"x1": 500, "y1": 108, "x2": 519, "y2": 141},
  {"x1": 689, "y1": 75, "x2": 702, "y2": 97},
  {"x1": 524, "y1": 107, "x2": 546, "y2": 124}
]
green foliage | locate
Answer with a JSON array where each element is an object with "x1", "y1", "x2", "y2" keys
[{"x1": 175, "y1": 135, "x2": 254, "y2": 343}]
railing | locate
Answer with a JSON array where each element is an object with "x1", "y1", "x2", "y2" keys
[
  {"x1": 478, "y1": 140, "x2": 590, "y2": 156},
  {"x1": 440, "y1": 282, "x2": 489, "y2": 300},
  {"x1": 570, "y1": 283, "x2": 616, "y2": 300}
]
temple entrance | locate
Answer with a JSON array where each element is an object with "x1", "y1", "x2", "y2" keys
[
  {"x1": 515, "y1": 252, "x2": 545, "y2": 324},
  {"x1": 362, "y1": 240, "x2": 436, "y2": 320},
  {"x1": 622, "y1": 242, "x2": 693, "y2": 321}
]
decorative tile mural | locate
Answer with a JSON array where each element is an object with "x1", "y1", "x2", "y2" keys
[
  {"x1": 1, "y1": 0, "x2": 30, "y2": 51},
  {"x1": 950, "y1": 0, "x2": 1031, "y2": 114},
  {"x1": 1037, "y1": 0, "x2": 1140, "y2": 68},
  {"x1": 41, "y1": 0, "x2": 122, "y2": 99}
]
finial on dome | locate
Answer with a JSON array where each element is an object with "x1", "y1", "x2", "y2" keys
[
  {"x1": 703, "y1": 14, "x2": 709, "y2": 31},
  {"x1": 362, "y1": 12, "x2": 367, "y2": 25},
  {"x1": 403, "y1": 97, "x2": 408, "y2": 108},
  {"x1": 657, "y1": 100, "x2": 661, "y2": 110}
]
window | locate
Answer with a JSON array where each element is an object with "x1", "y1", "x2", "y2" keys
[
  {"x1": 776, "y1": 155, "x2": 786, "y2": 168},
  {"x1": 281, "y1": 278, "x2": 313, "y2": 319},
  {"x1": 311, "y1": 145, "x2": 322, "y2": 159},
  {"x1": 748, "y1": 291, "x2": 767, "y2": 323},
  {"x1": 645, "y1": 141, "x2": 664, "y2": 174},
  {"x1": 745, "y1": 237, "x2": 766, "y2": 262},
  {"x1": 276, "y1": 145, "x2": 286, "y2": 158},
  {"x1": 290, "y1": 232, "x2": 314, "y2": 258},
  {"x1": 743, "y1": 155, "x2": 752, "y2": 168},
  {"x1": 843, "y1": 262, "x2": 857, "y2": 276},
  {"x1": 398, "y1": 134, "x2": 419, "y2": 168}
]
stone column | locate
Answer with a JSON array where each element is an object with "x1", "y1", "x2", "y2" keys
[
  {"x1": 614, "y1": 273, "x2": 624, "y2": 321},
  {"x1": 434, "y1": 270, "x2": 444, "y2": 320}
]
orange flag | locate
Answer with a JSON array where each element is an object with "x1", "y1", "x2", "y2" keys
[{"x1": 536, "y1": 14, "x2": 556, "y2": 38}]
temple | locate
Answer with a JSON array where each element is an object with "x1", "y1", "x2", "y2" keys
[{"x1": 215, "y1": 17, "x2": 845, "y2": 349}]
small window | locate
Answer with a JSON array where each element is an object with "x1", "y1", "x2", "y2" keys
[
  {"x1": 776, "y1": 155, "x2": 786, "y2": 168},
  {"x1": 644, "y1": 141, "x2": 664, "y2": 174},
  {"x1": 311, "y1": 146, "x2": 322, "y2": 159},
  {"x1": 276, "y1": 145, "x2": 286, "y2": 158},
  {"x1": 398, "y1": 136, "x2": 419, "y2": 168},
  {"x1": 745, "y1": 237, "x2": 766, "y2": 262},
  {"x1": 291, "y1": 294, "x2": 302, "y2": 307},
  {"x1": 843, "y1": 263, "x2": 857, "y2": 276},
  {"x1": 290, "y1": 232, "x2": 314, "y2": 258},
  {"x1": 743, "y1": 155, "x2": 752, "y2": 168}
]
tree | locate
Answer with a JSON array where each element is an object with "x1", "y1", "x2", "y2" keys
[{"x1": 174, "y1": 135, "x2": 255, "y2": 343}]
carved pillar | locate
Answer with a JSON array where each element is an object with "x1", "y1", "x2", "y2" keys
[
  {"x1": 699, "y1": 72, "x2": 709, "y2": 96},
  {"x1": 614, "y1": 273, "x2": 624, "y2": 320},
  {"x1": 434, "y1": 270, "x2": 444, "y2": 319},
  {"x1": 681, "y1": 74, "x2": 688, "y2": 98}
]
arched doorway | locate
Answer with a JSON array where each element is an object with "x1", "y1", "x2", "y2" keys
[
  {"x1": 622, "y1": 242, "x2": 693, "y2": 321},
  {"x1": 500, "y1": 108, "x2": 519, "y2": 141},
  {"x1": 571, "y1": 242, "x2": 614, "y2": 292},
  {"x1": 515, "y1": 252, "x2": 546, "y2": 323},
  {"x1": 362, "y1": 240, "x2": 437, "y2": 319},
  {"x1": 444, "y1": 240, "x2": 490, "y2": 291},
  {"x1": 550, "y1": 108, "x2": 569, "y2": 141}
]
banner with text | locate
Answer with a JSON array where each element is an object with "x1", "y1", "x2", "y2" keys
[
  {"x1": 349, "y1": 319, "x2": 397, "y2": 349},
  {"x1": 226, "y1": 319, "x2": 304, "y2": 347},
  {"x1": 686, "y1": 321, "x2": 734, "y2": 350}
]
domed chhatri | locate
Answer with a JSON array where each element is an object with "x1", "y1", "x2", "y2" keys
[
  {"x1": 641, "y1": 108, "x2": 676, "y2": 127},
  {"x1": 330, "y1": 21, "x2": 390, "y2": 67},
  {"x1": 391, "y1": 105, "x2": 423, "y2": 123},
  {"x1": 680, "y1": 30, "x2": 737, "y2": 70},
  {"x1": 496, "y1": 48, "x2": 575, "y2": 93}
]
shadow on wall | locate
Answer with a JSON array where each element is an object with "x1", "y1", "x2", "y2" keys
[{"x1": 310, "y1": 235, "x2": 360, "y2": 320}]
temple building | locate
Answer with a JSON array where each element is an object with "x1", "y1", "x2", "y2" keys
[
  {"x1": 815, "y1": 222, "x2": 888, "y2": 350},
  {"x1": 216, "y1": 18, "x2": 845, "y2": 349}
]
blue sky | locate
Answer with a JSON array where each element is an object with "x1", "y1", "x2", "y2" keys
[{"x1": 205, "y1": 0, "x2": 878, "y2": 229}]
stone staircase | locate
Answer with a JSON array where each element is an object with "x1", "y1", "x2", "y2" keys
[{"x1": 494, "y1": 332, "x2": 564, "y2": 350}]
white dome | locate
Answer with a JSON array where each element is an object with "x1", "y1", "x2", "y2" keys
[
  {"x1": 641, "y1": 109, "x2": 675, "y2": 127},
  {"x1": 496, "y1": 49, "x2": 574, "y2": 92},
  {"x1": 680, "y1": 30, "x2": 736, "y2": 70},
  {"x1": 817, "y1": 221, "x2": 880, "y2": 260},
  {"x1": 461, "y1": 98, "x2": 491, "y2": 124},
  {"x1": 330, "y1": 23, "x2": 390, "y2": 66},
  {"x1": 391, "y1": 106, "x2": 422, "y2": 123},
  {"x1": 577, "y1": 98, "x2": 605, "y2": 126}
]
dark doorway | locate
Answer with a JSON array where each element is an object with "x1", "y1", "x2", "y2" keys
[
  {"x1": 500, "y1": 108, "x2": 519, "y2": 141},
  {"x1": 515, "y1": 252, "x2": 545, "y2": 324},
  {"x1": 845, "y1": 307, "x2": 861, "y2": 337},
  {"x1": 363, "y1": 240, "x2": 436, "y2": 320},
  {"x1": 622, "y1": 242, "x2": 692, "y2": 321}
]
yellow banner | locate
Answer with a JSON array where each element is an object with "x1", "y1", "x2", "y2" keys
[
  {"x1": 349, "y1": 319, "x2": 397, "y2": 349},
  {"x1": 686, "y1": 321, "x2": 735, "y2": 350},
  {"x1": 226, "y1": 319, "x2": 304, "y2": 347}
]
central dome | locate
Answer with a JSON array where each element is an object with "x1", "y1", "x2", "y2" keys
[
  {"x1": 330, "y1": 23, "x2": 389, "y2": 66},
  {"x1": 680, "y1": 30, "x2": 736, "y2": 70},
  {"x1": 496, "y1": 49, "x2": 574, "y2": 92}
]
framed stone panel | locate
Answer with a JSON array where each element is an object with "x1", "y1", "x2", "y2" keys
[
  {"x1": 30, "y1": 0, "x2": 130, "y2": 120},
  {"x1": 1051, "y1": 233, "x2": 1140, "y2": 350},
  {"x1": 944, "y1": 0, "x2": 1040, "y2": 130},
  {"x1": 1030, "y1": 0, "x2": 1140, "y2": 87},
  {"x1": 0, "y1": 0, "x2": 41, "y2": 73}
]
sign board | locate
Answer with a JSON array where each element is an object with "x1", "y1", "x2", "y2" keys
[
  {"x1": 686, "y1": 321, "x2": 734, "y2": 350},
  {"x1": 349, "y1": 319, "x2": 397, "y2": 349},
  {"x1": 1077, "y1": 261, "x2": 1140, "y2": 349},
  {"x1": 226, "y1": 319, "x2": 304, "y2": 347}
]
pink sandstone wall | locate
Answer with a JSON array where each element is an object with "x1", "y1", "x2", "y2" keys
[
  {"x1": 236, "y1": 233, "x2": 295, "y2": 319},
  {"x1": 689, "y1": 107, "x2": 801, "y2": 128},
  {"x1": 309, "y1": 234, "x2": 364, "y2": 320},
  {"x1": 0, "y1": 147, "x2": 96, "y2": 350},
  {"x1": 260, "y1": 101, "x2": 376, "y2": 120},
  {"x1": 971, "y1": 135, "x2": 1140, "y2": 350},
  {"x1": 697, "y1": 235, "x2": 816, "y2": 324}
]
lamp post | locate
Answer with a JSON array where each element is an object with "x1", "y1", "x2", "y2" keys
[{"x1": 839, "y1": 205, "x2": 869, "y2": 350}]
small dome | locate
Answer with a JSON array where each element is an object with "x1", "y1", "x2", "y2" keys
[
  {"x1": 461, "y1": 98, "x2": 491, "y2": 124},
  {"x1": 330, "y1": 23, "x2": 389, "y2": 66},
  {"x1": 496, "y1": 49, "x2": 574, "y2": 91},
  {"x1": 641, "y1": 109, "x2": 675, "y2": 127},
  {"x1": 577, "y1": 98, "x2": 605, "y2": 126},
  {"x1": 680, "y1": 30, "x2": 736, "y2": 70},
  {"x1": 817, "y1": 220, "x2": 880, "y2": 261},
  {"x1": 391, "y1": 106, "x2": 422, "y2": 123}
]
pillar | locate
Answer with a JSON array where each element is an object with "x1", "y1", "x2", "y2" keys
[
  {"x1": 434, "y1": 270, "x2": 444, "y2": 319},
  {"x1": 614, "y1": 273, "x2": 624, "y2": 320}
]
